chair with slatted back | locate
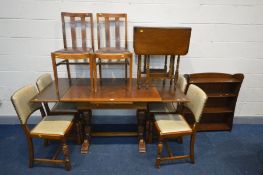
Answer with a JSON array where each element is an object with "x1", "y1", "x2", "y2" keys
[
  {"x1": 95, "y1": 13, "x2": 133, "y2": 83},
  {"x1": 11, "y1": 85, "x2": 74, "y2": 170},
  {"x1": 146, "y1": 74, "x2": 188, "y2": 142},
  {"x1": 51, "y1": 12, "x2": 95, "y2": 97},
  {"x1": 36, "y1": 73, "x2": 82, "y2": 144},
  {"x1": 154, "y1": 84, "x2": 207, "y2": 168}
]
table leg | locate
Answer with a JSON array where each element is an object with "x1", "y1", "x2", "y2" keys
[
  {"x1": 146, "y1": 112, "x2": 153, "y2": 143},
  {"x1": 81, "y1": 110, "x2": 92, "y2": 154},
  {"x1": 137, "y1": 109, "x2": 146, "y2": 153}
]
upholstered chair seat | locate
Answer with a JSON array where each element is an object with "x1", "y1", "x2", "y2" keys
[
  {"x1": 154, "y1": 114, "x2": 191, "y2": 135},
  {"x1": 31, "y1": 115, "x2": 74, "y2": 136}
]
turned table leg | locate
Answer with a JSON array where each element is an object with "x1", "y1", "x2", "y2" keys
[
  {"x1": 137, "y1": 109, "x2": 146, "y2": 153},
  {"x1": 80, "y1": 110, "x2": 92, "y2": 154}
]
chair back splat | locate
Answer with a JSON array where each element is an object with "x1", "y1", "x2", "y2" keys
[
  {"x1": 62, "y1": 12, "x2": 94, "y2": 50},
  {"x1": 185, "y1": 84, "x2": 207, "y2": 123},
  {"x1": 11, "y1": 85, "x2": 42, "y2": 124}
]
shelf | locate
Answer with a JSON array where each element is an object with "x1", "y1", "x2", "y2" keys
[
  {"x1": 197, "y1": 123, "x2": 231, "y2": 131},
  {"x1": 203, "y1": 107, "x2": 234, "y2": 113},
  {"x1": 207, "y1": 93, "x2": 237, "y2": 98},
  {"x1": 190, "y1": 77, "x2": 241, "y2": 84}
]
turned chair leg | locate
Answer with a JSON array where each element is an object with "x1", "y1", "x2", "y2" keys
[
  {"x1": 28, "y1": 137, "x2": 34, "y2": 168},
  {"x1": 155, "y1": 141, "x2": 163, "y2": 168},
  {"x1": 190, "y1": 133, "x2": 196, "y2": 164},
  {"x1": 62, "y1": 141, "x2": 71, "y2": 171}
]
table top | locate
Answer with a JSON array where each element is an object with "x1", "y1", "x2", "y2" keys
[
  {"x1": 133, "y1": 27, "x2": 191, "y2": 55},
  {"x1": 32, "y1": 78, "x2": 188, "y2": 103}
]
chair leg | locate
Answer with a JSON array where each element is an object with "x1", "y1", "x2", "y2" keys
[
  {"x1": 62, "y1": 141, "x2": 71, "y2": 171},
  {"x1": 190, "y1": 133, "x2": 196, "y2": 164},
  {"x1": 147, "y1": 114, "x2": 153, "y2": 143},
  {"x1": 125, "y1": 58, "x2": 128, "y2": 80},
  {"x1": 66, "y1": 60, "x2": 72, "y2": 85},
  {"x1": 98, "y1": 58, "x2": 102, "y2": 79},
  {"x1": 28, "y1": 137, "x2": 34, "y2": 168},
  {"x1": 155, "y1": 141, "x2": 163, "y2": 168}
]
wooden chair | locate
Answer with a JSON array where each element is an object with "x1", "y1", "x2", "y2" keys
[
  {"x1": 146, "y1": 74, "x2": 188, "y2": 142},
  {"x1": 133, "y1": 27, "x2": 191, "y2": 88},
  {"x1": 154, "y1": 84, "x2": 207, "y2": 168},
  {"x1": 11, "y1": 85, "x2": 74, "y2": 170},
  {"x1": 51, "y1": 12, "x2": 95, "y2": 97},
  {"x1": 95, "y1": 13, "x2": 133, "y2": 83},
  {"x1": 36, "y1": 73, "x2": 82, "y2": 144}
]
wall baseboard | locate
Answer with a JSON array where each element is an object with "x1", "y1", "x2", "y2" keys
[{"x1": 1, "y1": 115, "x2": 263, "y2": 125}]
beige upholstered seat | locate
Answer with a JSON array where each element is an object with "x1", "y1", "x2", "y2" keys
[
  {"x1": 31, "y1": 115, "x2": 73, "y2": 136},
  {"x1": 11, "y1": 84, "x2": 73, "y2": 170},
  {"x1": 149, "y1": 74, "x2": 187, "y2": 113},
  {"x1": 155, "y1": 114, "x2": 191, "y2": 134},
  {"x1": 154, "y1": 84, "x2": 207, "y2": 168}
]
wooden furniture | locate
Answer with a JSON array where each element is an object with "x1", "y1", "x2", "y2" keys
[
  {"x1": 11, "y1": 85, "x2": 74, "y2": 171},
  {"x1": 31, "y1": 78, "x2": 189, "y2": 153},
  {"x1": 36, "y1": 73, "x2": 82, "y2": 144},
  {"x1": 154, "y1": 84, "x2": 207, "y2": 168},
  {"x1": 147, "y1": 74, "x2": 188, "y2": 142},
  {"x1": 185, "y1": 73, "x2": 244, "y2": 131},
  {"x1": 95, "y1": 13, "x2": 133, "y2": 83},
  {"x1": 133, "y1": 27, "x2": 191, "y2": 88},
  {"x1": 51, "y1": 12, "x2": 95, "y2": 97}
]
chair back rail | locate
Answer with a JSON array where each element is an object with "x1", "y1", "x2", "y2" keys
[
  {"x1": 61, "y1": 12, "x2": 94, "y2": 50},
  {"x1": 97, "y1": 13, "x2": 128, "y2": 49}
]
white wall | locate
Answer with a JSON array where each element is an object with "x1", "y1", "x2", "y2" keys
[{"x1": 1, "y1": 0, "x2": 263, "y2": 123}]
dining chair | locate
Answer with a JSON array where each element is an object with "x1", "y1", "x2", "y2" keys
[
  {"x1": 11, "y1": 85, "x2": 74, "y2": 170},
  {"x1": 36, "y1": 73, "x2": 82, "y2": 144},
  {"x1": 146, "y1": 74, "x2": 188, "y2": 142},
  {"x1": 95, "y1": 13, "x2": 133, "y2": 82},
  {"x1": 154, "y1": 84, "x2": 207, "y2": 168},
  {"x1": 51, "y1": 12, "x2": 95, "y2": 96}
]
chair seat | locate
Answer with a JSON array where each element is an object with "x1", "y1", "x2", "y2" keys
[
  {"x1": 51, "y1": 102, "x2": 78, "y2": 113},
  {"x1": 53, "y1": 47, "x2": 93, "y2": 54},
  {"x1": 149, "y1": 103, "x2": 177, "y2": 113},
  {"x1": 31, "y1": 115, "x2": 74, "y2": 136},
  {"x1": 155, "y1": 114, "x2": 192, "y2": 135},
  {"x1": 95, "y1": 47, "x2": 131, "y2": 55}
]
